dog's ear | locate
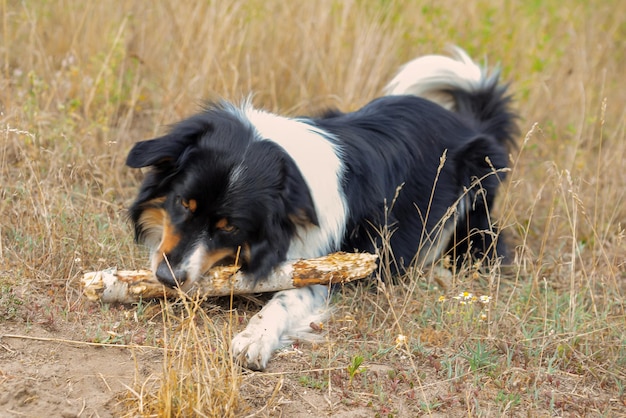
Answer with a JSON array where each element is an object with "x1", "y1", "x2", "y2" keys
[
  {"x1": 245, "y1": 156, "x2": 318, "y2": 281},
  {"x1": 235, "y1": 143, "x2": 318, "y2": 281},
  {"x1": 126, "y1": 134, "x2": 191, "y2": 168},
  {"x1": 281, "y1": 154, "x2": 319, "y2": 227},
  {"x1": 126, "y1": 115, "x2": 214, "y2": 168},
  {"x1": 244, "y1": 140, "x2": 319, "y2": 227}
]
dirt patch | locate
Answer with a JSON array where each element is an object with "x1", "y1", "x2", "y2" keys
[
  {"x1": 1, "y1": 323, "x2": 161, "y2": 417},
  {"x1": 0, "y1": 295, "x2": 433, "y2": 417}
]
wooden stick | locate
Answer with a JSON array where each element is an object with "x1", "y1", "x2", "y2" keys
[{"x1": 81, "y1": 252, "x2": 377, "y2": 303}]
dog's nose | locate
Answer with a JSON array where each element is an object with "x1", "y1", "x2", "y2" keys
[{"x1": 155, "y1": 262, "x2": 187, "y2": 287}]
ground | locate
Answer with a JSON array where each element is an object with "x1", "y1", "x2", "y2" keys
[{"x1": 2, "y1": 266, "x2": 625, "y2": 417}]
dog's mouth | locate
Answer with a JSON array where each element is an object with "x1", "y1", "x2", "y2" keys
[
  {"x1": 210, "y1": 255, "x2": 238, "y2": 269},
  {"x1": 174, "y1": 251, "x2": 243, "y2": 292},
  {"x1": 154, "y1": 245, "x2": 247, "y2": 290},
  {"x1": 198, "y1": 247, "x2": 243, "y2": 273},
  {"x1": 204, "y1": 244, "x2": 251, "y2": 272}
]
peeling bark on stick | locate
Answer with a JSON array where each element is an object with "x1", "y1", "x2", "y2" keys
[{"x1": 81, "y1": 252, "x2": 378, "y2": 304}]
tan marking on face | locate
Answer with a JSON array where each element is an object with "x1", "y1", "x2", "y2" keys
[
  {"x1": 181, "y1": 198, "x2": 197, "y2": 213},
  {"x1": 139, "y1": 207, "x2": 165, "y2": 230},
  {"x1": 138, "y1": 207, "x2": 166, "y2": 248},
  {"x1": 215, "y1": 217, "x2": 234, "y2": 232},
  {"x1": 151, "y1": 213, "x2": 180, "y2": 271},
  {"x1": 200, "y1": 248, "x2": 237, "y2": 273},
  {"x1": 188, "y1": 199, "x2": 197, "y2": 212}
]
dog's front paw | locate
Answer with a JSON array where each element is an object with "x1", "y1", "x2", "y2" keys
[{"x1": 231, "y1": 328, "x2": 278, "y2": 371}]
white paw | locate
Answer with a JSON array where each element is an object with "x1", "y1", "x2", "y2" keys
[
  {"x1": 231, "y1": 326, "x2": 279, "y2": 371},
  {"x1": 231, "y1": 286, "x2": 329, "y2": 370}
]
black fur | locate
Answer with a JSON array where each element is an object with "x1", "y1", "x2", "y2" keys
[
  {"x1": 313, "y1": 93, "x2": 515, "y2": 267},
  {"x1": 127, "y1": 66, "x2": 516, "y2": 288},
  {"x1": 127, "y1": 106, "x2": 318, "y2": 285}
]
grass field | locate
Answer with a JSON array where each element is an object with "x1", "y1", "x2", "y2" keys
[{"x1": 1, "y1": 0, "x2": 625, "y2": 416}]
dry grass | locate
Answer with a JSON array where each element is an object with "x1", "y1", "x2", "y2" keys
[
  {"x1": 1, "y1": 0, "x2": 625, "y2": 416},
  {"x1": 118, "y1": 296, "x2": 242, "y2": 417}
]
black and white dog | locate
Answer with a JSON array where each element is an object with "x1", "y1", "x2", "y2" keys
[{"x1": 126, "y1": 48, "x2": 517, "y2": 370}]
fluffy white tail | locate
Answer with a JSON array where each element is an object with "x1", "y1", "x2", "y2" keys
[
  {"x1": 384, "y1": 46, "x2": 493, "y2": 111},
  {"x1": 385, "y1": 46, "x2": 517, "y2": 148}
]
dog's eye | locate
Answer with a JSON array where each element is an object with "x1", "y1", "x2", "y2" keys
[
  {"x1": 215, "y1": 218, "x2": 237, "y2": 233},
  {"x1": 180, "y1": 198, "x2": 197, "y2": 213}
]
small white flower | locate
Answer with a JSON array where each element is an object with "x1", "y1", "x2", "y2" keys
[{"x1": 395, "y1": 334, "x2": 407, "y2": 346}]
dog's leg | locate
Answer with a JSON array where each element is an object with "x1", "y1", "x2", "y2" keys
[{"x1": 231, "y1": 284, "x2": 328, "y2": 371}]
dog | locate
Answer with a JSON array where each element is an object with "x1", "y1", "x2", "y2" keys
[{"x1": 125, "y1": 47, "x2": 517, "y2": 370}]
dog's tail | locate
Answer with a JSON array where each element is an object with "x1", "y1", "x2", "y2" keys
[{"x1": 384, "y1": 46, "x2": 517, "y2": 147}]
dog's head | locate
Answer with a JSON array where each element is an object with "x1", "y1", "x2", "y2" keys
[{"x1": 126, "y1": 106, "x2": 318, "y2": 288}]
